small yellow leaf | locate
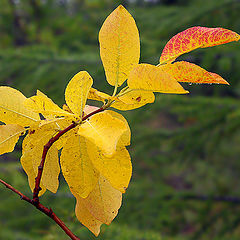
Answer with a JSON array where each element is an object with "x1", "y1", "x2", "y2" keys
[
  {"x1": 75, "y1": 175, "x2": 122, "y2": 232},
  {"x1": 24, "y1": 92, "x2": 72, "y2": 117},
  {"x1": 0, "y1": 87, "x2": 40, "y2": 127},
  {"x1": 112, "y1": 90, "x2": 155, "y2": 110},
  {"x1": 60, "y1": 133, "x2": 99, "y2": 198},
  {"x1": 0, "y1": 124, "x2": 25, "y2": 155},
  {"x1": 78, "y1": 111, "x2": 128, "y2": 156},
  {"x1": 88, "y1": 144, "x2": 132, "y2": 193},
  {"x1": 99, "y1": 5, "x2": 140, "y2": 86},
  {"x1": 88, "y1": 88, "x2": 155, "y2": 111},
  {"x1": 88, "y1": 88, "x2": 110, "y2": 103},
  {"x1": 65, "y1": 71, "x2": 93, "y2": 119},
  {"x1": 21, "y1": 126, "x2": 60, "y2": 193},
  {"x1": 128, "y1": 64, "x2": 189, "y2": 94},
  {"x1": 75, "y1": 197, "x2": 103, "y2": 237}
]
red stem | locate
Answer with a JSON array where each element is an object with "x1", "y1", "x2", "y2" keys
[
  {"x1": 0, "y1": 179, "x2": 80, "y2": 240},
  {"x1": 33, "y1": 106, "x2": 104, "y2": 202},
  {"x1": 0, "y1": 106, "x2": 105, "y2": 240}
]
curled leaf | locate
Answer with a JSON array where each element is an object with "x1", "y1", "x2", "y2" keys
[{"x1": 78, "y1": 111, "x2": 128, "y2": 156}]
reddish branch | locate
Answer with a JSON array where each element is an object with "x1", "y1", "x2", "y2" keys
[
  {"x1": 0, "y1": 179, "x2": 80, "y2": 240},
  {"x1": 0, "y1": 106, "x2": 105, "y2": 240},
  {"x1": 33, "y1": 106, "x2": 104, "y2": 201}
]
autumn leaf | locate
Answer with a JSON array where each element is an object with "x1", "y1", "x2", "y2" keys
[
  {"x1": 128, "y1": 64, "x2": 189, "y2": 94},
  {"x1": 99, "y1": 5, "x2": 140, "y2": 87},
  {"x1": 78, "y1": 111, "x2": 129, "y2": 156},
  {"x1": 65, "y1": 71, "x2": 93, "y2": 119},
  {"x1": 75, "y1": 198, "x2": 102, "y2": 236},
  {"x1": 60, "y1": 131, "x2": 99, "y2": 198},
  {"x1": 160, "y1": 26, "x2": 240, "y2": 64},
  {"x1": 0, "y1": 86, "x2": 40, "y2": 127},
  {"x1": 24, "y1": 90, "x2": 73, "y2": 118},
  {"x1": 21, "y1": 125, "x2": 60, "y2": 194},
  {"x1": 0, "y1": 124, "x2": 25, "y2": 155},
  {"x1": 162, "y1": 61, "x2": 229, "y2": 84},
  {"x1": 106, "y1": 110, "x2": 131, "y2": 147},
  {"x1": 88, "y1": 88, "x2": 155, "y2": 110},
  {"x1": 112, "y1": 90, "x2": 155, "y2": 111},
  {"x1": 75, "y1": 176, "x2": 122, "y2": 236},
  {"x1": 87, "y1": 144, "x2": 132, "y2": 193},
  {"x1": 88, "y1": 88, "x2": 110, "y2": 103}
]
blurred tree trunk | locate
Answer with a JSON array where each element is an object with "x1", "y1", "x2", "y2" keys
[{"x1": 8, "y1": 0, "x2": 27, "y2": 46}]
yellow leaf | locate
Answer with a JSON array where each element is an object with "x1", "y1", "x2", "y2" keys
[
  {"x1": 106, "y1": 110, "x2": 131, "y2": 147},
  {"x1": 21, "y1": 149, "x2": 46, "y2": 196},
  {"x1": 99, "y1": 5, "x2": 140, "y2": 86},
  {"x1": 65, "y1": 71, "x2": 93, "y2": 119},
  {"x1": 75, "y1": 175, "x2": 122, "y2": 234},
  {"x1": 88, "y1": 88, "x2": 155, "y2": 111},
  {"x1": 0, "y1": 86, "x2": 40, "y2": 127},
  {"x1": 75, "y1": 197, "x2": 103, "y2": 237},
  {"x1": 60, "y1": 133, "x2": 99, "y2": 198},
  {"x1": 0, "y1": 124, "x2": 25, "y2": 155},
  {"x1": 24, "y1": 91, "x2": 72, "y2": 117},
  {"x1": 21, "y1": 126, "x2": 60, "y2": 193},
  {"x1": 78, "y1": 111, "x2": 128, "y2": 156},
  {"x1": 88, "y1": 144, "x2": 132, "y2": 193},
  {"x1": 88, "y1": 88, "x2": 110, "y2": 103},
  {"x1": 112, "y1": 90, "x2": 155, "y2": 110},
  {"x1": 128, "y1": 64, "x2": 189, "y2": 94}
]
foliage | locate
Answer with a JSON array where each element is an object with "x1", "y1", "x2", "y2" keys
[{"x1": 1, "y1": 1, "x2": 239, "y2": 239}]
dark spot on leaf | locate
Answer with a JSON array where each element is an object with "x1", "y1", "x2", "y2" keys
[
  {"x1": 39, "y1": 113, "x2": 46, "y2": 120},
  {"x1": 29, "y1": 130, "x2": 35, "y2": 135},
  {"x1": 136, "y1": 96, "x2": 141, "y2": 102}
]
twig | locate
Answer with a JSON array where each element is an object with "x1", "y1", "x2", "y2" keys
[
  {"x1": 32, "y1": 122, "x2": 78, "y2": 202},
  {"x1": 33, "y1": 106, "x2": 105, "y2": 202},
  {"x1": 0, "y1": 179, "x2": 80, "y2": 240},
  {"x1": 0, "y1": 106, "x2": 106, "y2": 239}
]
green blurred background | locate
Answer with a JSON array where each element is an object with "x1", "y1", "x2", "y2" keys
[{"x1": 0, "y1": 0, "x2": 240, "y2": 239}]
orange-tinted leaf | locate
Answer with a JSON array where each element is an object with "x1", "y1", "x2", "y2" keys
[
  {"x1": 99, "y1": 5, "x2": 140, "y2": 86},
  {"x1": 127, "y1": 64, "x2": 188, "y2": 94},
  {"x1": 160, "y1": 27, "x2": 240, "y2": 64},
  {"x1": 162, "y1": 61, "x2": 229, "y2": 84}
]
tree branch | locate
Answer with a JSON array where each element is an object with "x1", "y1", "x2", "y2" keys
[
  {"x1": 0, "y1": 106, "x2": 106, "y2": 239},
  {"x1": 33, "y1": 106, "x2": 105, "y2": 202},
  {"x1": 0, "y1": 179, "x2": 80, "y2": 240}
]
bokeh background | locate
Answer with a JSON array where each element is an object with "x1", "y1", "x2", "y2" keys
[{"x1": 0, "y1": 0, "x2": 240, "y2": 239}]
